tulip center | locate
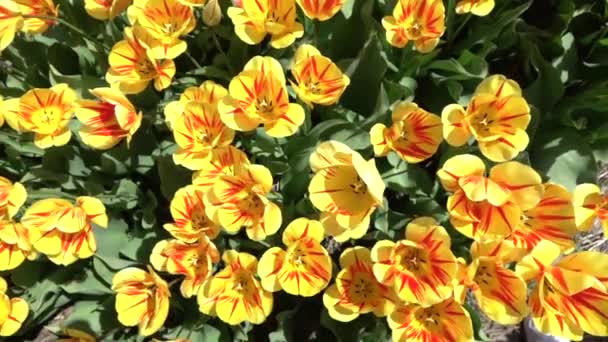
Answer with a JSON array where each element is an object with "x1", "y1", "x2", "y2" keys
[
  {"x1": 349, "y1": 175, "x2": 368, "y2": 195},
  {"x1": 231, "y1": 270, "x2": 256, "y2": 295},
  {"x1": 348, "y1": 273, "x2": 378, "y2": 302},
  {"x1": 286, "y1": 242, "x2": 309, "y2": 267},
  {"x1": 162, "y1": 22, "x2": 177, "y2": 35},
  {"x1": 406, "y1": 21, "x2": 423, "y2": 40},
  {"x1": 255, "y1": 97, "x2": 275, "y2": 119},
  {"x1": 394, "y1": 244, "x2": 429, "y2": 274},
  {"x1": 136, "y1": 58, "x2": 156, "y2": 77},
  {"x1": 239, "y1": 195, "x2": 265, "y2": 219},
  {"x1": 416, "y1": 306, "x2": 442, "y2": 328},
  {"x1": 32, "y1": 106, "x2": 62, "y2": 132},
  {"x1": 473, "y1": 259, "x2": 496, "y2": 287},
  {"x1": 191, "y1": 207, "x2": 212, "y2": 231},
  {"x1": 468, "y1": 108, "x2": 498, "y2": 138},
  {"x1": 305, "y1": 80, "x2": 322, "y2": 95}
]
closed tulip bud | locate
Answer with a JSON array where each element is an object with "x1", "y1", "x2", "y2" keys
[{"x1": 203, "y1": 0, "x2": 222, "y2": 26}]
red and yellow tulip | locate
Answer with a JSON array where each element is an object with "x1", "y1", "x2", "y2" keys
[
  {"x1": 0, "y1": 221, "x2": 35, "y2": 271},
  {"x1": 106, "y1": 27, "x2": 176, "y2": 94},
  {"x1": 112, "y1": 266, "x2": 170, "y2": 336},
  {"x1": 163, "y1": 185, "x2": 221, "y2": 243},
  {"x1": 227, "y1": 0, "x2": 304, "y2": 49},
  {"x1": 172, "y1": 102, "x2": 235, "y2": 170},
  {"x1": 15, "y1": 0, "x2": 57, "y2": 34},
  {"x1": 308, "y1": 141, "x2": 385, "y2": 242},
  {"x1": 0, "y1": 2, "x2": 23, "y2": 52},
  {"x1": 198, "y1": 250, "x2": 273, "y2": 325},
  {"x1": 219, "y1": 56, "x2": 305, "y2": 137},
  {"x1": 517, "y1": 240, "x2": 608, "y2": 340},
  {"x1": 382, "y1": 0, "x2": 446, "y2": 53},
  {"x1": 21, "y1": 196, "x2": 108, "y2": 265},
  {"x1": 204, "y1": 164, "x2": 281, "y2": 241},
  {"x1": 85, "y1": 0, "x2": 131, "y2": 20},
  {"x1": 296, "y1": 0, "x2": 345, "y2": 21},
  {"x1": 442, "y1": 75, "x2": 531, "y2": 162},
  {"x1": 164, "y1": 81, "x2": 227, "y2": 130},
  {"x1": 388, "y1": 297, "x2": 473, "y2": 342},
  {"x1": 573, "y1": 183, "x2": 608, "y2": 237},
  {"x1": 75, "y1": 87, "x2": 143, "y2": 150},
  {"x1": 0, "y1": 177, "x2": 26, "y2": 221},
  {"x1": 191, "y1": 145, "x2": 250, "y2": 192},
  {"x1": 371, "y1": 217, "x2": 458, "y2": 306},
  {"x1": 150, "y1": 238, "x2": 220, "y2": 298},
  {"x1": 454, "y1": 240, "x2": 528, "y2": 325},
  {"x1": 290, "y1": 44, "x2": 350, "y2": 108},
  {"x1": 0, "y1": 277, "x2": 29, "y2": 337},
  {"x1": 131, "y1": 0, "x2": 196, "y2": 59},
  {"x1": 258, "y1": 218, "x2": 332, "y2": 297},
  {"x1": 370, "y1": 102, "x2": 442, "y2": 163},
  {"x1": 456, "y1": 0, "x2": 495, "y2": 16},
  {"x1": 323, "y1": 246, "x2": 397, "y2": 322}
]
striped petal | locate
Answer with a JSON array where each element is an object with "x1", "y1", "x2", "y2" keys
[
  {"x1": 282, "y1": 217, "x2": 325, "y2": 246},
  {"x1": 191, "y1": 146, "x2": 250, "y2": 192},
  {"x1": 437, "y1": 154, "x2": 486, "y2": 192},
  {"x1": 295, "y1": 0, "x2": 345, "y2": 21},
  {"x1": 0, "y1": 298, "x2": 28, "y2": 337},
  {"x1": 573, "y1": 183, "x2": 605, "y2": 232}
]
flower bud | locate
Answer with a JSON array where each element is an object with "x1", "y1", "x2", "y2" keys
[{"x1": 203, "y1": 0, "x2": 222, "y2": 26}]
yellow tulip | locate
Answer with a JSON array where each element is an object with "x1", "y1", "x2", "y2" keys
[
  {"x1": 0, "y1": 176, "x2": 26, "y2": 221},
  {"x1": 296, "y1": 0, "x2": 345, "y2": 21},
  {"x1": 258, "y1": 218, "x2": 332, "y2": 297},
  {"x1": 112, "y1": 266, "x2": 170, "y2": 336},
  {"x1": 0, "y1": 221, "x2": 35, "y2": 271},
  {"x1": 442, "y1": 75, "x2": 531, "y2": 162},
  {"x1": 150, "y1": 238, "x2": 220, "y2": 298},
  {"x1": 0, "y1": 277, "x2": 29, "y2": 337},
  {"x1": 573, "y1": 183, "x2": 608, "y2": 236},
  {"x1": 290, "y1": 44, "x2": 350, "y2": 108},
  {"x1": 75, "y1": 87, "x2": 143, "y2": 150},
  {"x1": 164, "y1": 80, "x2": 227, "y2": 130},
  {"x1": 219, "y1": 56, "x2": 305, "y2": 138},
  {"x1": 323, "y1": 246, "x2": 397, "y2": 322},
  {"x1": 370, "y1": 102, "x2": 442, "y2": 163},
  {"x1": 172, "y1": 102, "x2": 235, "y2": 170},
  {"x1": 308, "y1": 141, "x2": 385, "y2": 242},
  {"x1": 15, "y1": 0, "x2": 57, "y2": 34},
  {"x1": 163, "y1": 185, "x2": 221, "y2": 243},
  {"x1": 456, "y1": 0, "x2": 495, "y2": 16},
  {"x1": 382, "y1": 0, "x2": 446, "y2": 52},
  {"x1": 85, "y1": 0, "x2": 131, "y2": 20},
  {"x1": 371, "y1": 217, "x2": 458, "y2": 306},
  {"x1": 227, "y1": 0, "x2": 304, "y2": 49},
  {"x1": 21, "y1": 196, "x2": 108, "y2": 265},
  {"x1": 106, "y1": 27, "x2": 176, "y2": 94},
  {"x1": 198, "y1": 250, "x2": 273, "y2": 325},
  {"x1": 517, "y1": 240, "x2": 608, "y2": 340},
  {"x1": 13, "y1": 84, "x2": 77, "y2": 148},
  {"x1": 131, "y1": 0, "x2": 196, "y2": 59},
  {"x1": 191, "y1": 145, "x2": 250, "y2": 192},
  {"x1": 388, "y1": 297, "x2": 473, "y2": 342},
  {"x1": 0, "y1": 2, "x2": 23, "y2": 52},
  {"x1": 204, "y1": 164, "x2": 281, "y2": 241}
]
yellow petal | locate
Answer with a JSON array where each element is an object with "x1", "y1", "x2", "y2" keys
[
  {"x1": 437, "y1": 154, "x2": 486, "y2": 192},
  {"x1": 282, "y1": 218, "x2": 325, "y2": 246},
  {"x1": 0, "y1": 298, "x2": 29, "y2": 336},
  {"x1": 257, "y1": 247, "x2": 286, "y2": 292}
]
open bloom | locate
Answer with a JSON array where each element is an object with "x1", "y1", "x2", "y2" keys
[
  {"x1": 442, "y1": 75, "x2": 531, "y2": 162},
  {"x1": 0, "y1": 277, "x2": 29, "y2": 337},
  {"x1": 290, "y1": 44, "x2": 350, "y2": 108},
  {"x1": 382, "y1": 0, "x2": 445, "y2": 52},
  {"x1": 198, "y1": 250, "x2": 273, "y2": 325},
  {"x1": 164, "y1": 81, "x2": 228, "y2": 130},
  {"x1": 370, "y1": 102, "x2": 442, "y2": 163},
  {"x1": 454, "y1": 240, "x2": 528, "y2": 325},
  {"x1": 15, "y1": 0, "x2": 58, "y2": 34},
  {"x1": 258, "y1": 218, "x2": 332, "y2": 297},
  {"x1": 219, "y1": 56, "x2": 305, "y2": 138},
  {"x1": 227, "y1": 0, "x2": 304, "y2": 49},
  {"x1": 191, "y1": 145, "x2": 250, "y2": 192},
  {"x1": 371, "y1": 217, "x2": 458, "y2": 306},
  {"x1": 388, "y1": 297, "x2": 473, "y2": 342},
  {"x1": 437, "y1": 154, "x2": 543, "y2": 240},
  {"x1": 0, "y1": 221, "x2": 35, "y2": 271},
  {"x1": 204, "y1": 164, "x2": 281, "y2": 241},
  {"x1": 0, "y1": 177, "x2": 26, "y2": 221},
  {"x1": 573, "y1": 183, "x2": 608, "y2": 237},
  {"x1": 0, "y1": 2, "x2": 23, "y2": 52},
  {"x1": 509, "y1": 183, "x2": 577, "y2": 252},
  {"x1": 308, "y1": 141, "x2": 385, "y2": 242},
  {"x1": 112, "y1": 266, "x2": 170, "y2": 336},
  {"x1": 85, "y1": 0, "x2": 131, "y2": 20},
  {"x1": 163, "y1": 185, "x2": 220, "y2": 243},
  {"x1": 12, "y1": 84, "x2": 77, "y2": 148},
  {"x1": 517, "y1": 240, "x2": 608, "y2": 340},
  {"x1": 172, "y1": 102, "x2": 235, "y2": 170},
  {"x1": 150, "y1": 238, "x2": 220, "y2": 298},
  {"x1": 21, "y1": 196, "x2": 108, "y2": 265},
  {"x1": 106, "y1": 27, "x2": 176, "y2": 94},
  {"x1": 323, "y1": 246, "x2": 397, "y2": 322},
  {"x1": 131, "y1": 0, "x2": 196, "y2": 59},
  {"x1": 75, "y1": 87, "x2": 143, "y2": 150},
  {"x1": 456, "y1": 0, "x2": 494, "y2": 16},
  {"x1": 296, "y1": 0, "x2": 345, "y2": 21}
]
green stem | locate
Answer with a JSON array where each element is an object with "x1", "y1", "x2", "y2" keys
[
  {"x1": 22, "y1": 14, "x2": 110, "y2": 52},
  {"x1": 210, "y1": 29, "x2": 234, "y2": 74},
  {"x1": 185, "y1": 51, "x2": 203, "y2": 69},
  {"x1": 449, "y1": 14, "x2": 472, "y2": 44}
]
